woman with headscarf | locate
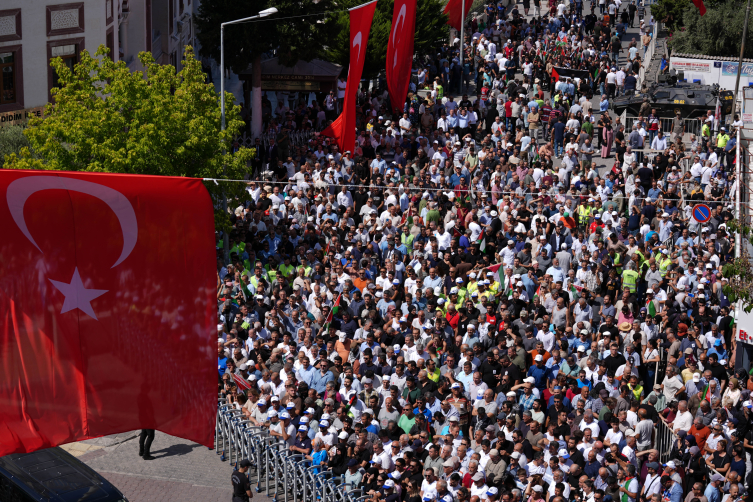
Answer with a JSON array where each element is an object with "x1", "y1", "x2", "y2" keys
[{"x1": 685, "y1": 445, "x2": 705, "y2": 487}]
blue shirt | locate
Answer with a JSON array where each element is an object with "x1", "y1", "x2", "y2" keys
[
  {"x1": 527, "y1": 364, "x2": 550, "y2": 390},
  {"x1": 310, "y1": 370, "x2": 335, "y2": 394},
  {"x1": 311, "y1": 449, "x2": 328, "y2": 474},
  {"x1": 703, "y1": 484, "x2": 720, "y2": 502},
  {"x1": 218, "y1": 356, "x2": 228, "y2": 378},
  {"x1": 297, "y1": 365, "x2": 316, "y2": 387}
]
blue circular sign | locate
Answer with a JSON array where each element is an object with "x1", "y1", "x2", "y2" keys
[{"x1": 693, "y1": 204, "x2": 711, "y2": 223}]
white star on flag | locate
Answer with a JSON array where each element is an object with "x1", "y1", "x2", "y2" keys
[{"x1": 49, "y1": 268, "x2": 108, "y2": 320}]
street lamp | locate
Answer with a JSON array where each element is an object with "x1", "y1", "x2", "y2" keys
[{"x1": 220, "y1": 7, "x2": 278, "y2": 131}]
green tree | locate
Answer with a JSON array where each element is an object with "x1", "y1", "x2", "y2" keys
[
  {"x1": 194, "y1": 0, "x2": 334, "y2": 138},
  {"x1": 651, "y1": 0, "x2": 690, "y2": 32},
  {"x1": 0, "y1": 126, "x2": 30, "y2": 164},
  {"x1": 3, "y1": 45, "x2": 254, "y2": 232},
  {"x1": 669, "y1": 1, "x2": 753, "y2": 58},
  {"x1": 323, "y1": 0, "x2": 449, "y2": 80}
]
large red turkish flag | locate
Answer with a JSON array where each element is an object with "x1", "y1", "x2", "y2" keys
[
  {"x1": 386, "y1": 0, "x2": 417, "y2": 113},
  {"x1": 444, "y1": 0, "x2": 472, "y2": 31},
  {"x1": 0, "y1": 170, "x2": 217, "y2": 456},
  {"x1": 320, "y1": 0, "x2": 378, "y2": 153}
]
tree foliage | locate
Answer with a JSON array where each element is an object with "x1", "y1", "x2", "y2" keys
[
  {"x1": 194, "y1": 0, "x2": 334, "y2": 74},
  {"x1": 2, "y1": 46, "x2": 254, "y2": 232},
  {"x1": 668, "y1": 1, "x2": 753, "y2": 58},
  {"x1": 651, "y1": 0, "x2": 690, "y2": 32},
  {"x1": 324, "y1": 0, "x2": 450, "y2": 79},
  {"x1": 721, "y1": 220, "x2": 753, "y2": 313},
  {"x1": 0, "y1": 126, "x2": 30, "y2": 164}
]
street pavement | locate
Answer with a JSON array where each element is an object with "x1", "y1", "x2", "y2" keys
[{"x1": 71, "y1": 431, "x2": 267, "y2": 502}]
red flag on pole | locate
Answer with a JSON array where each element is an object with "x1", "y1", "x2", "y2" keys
[
  {"x1": 320, "y1": 0, "x2": 378, "y2": 153},
  {"x1": 0, "y1": 171, "x2": 217, "y2": 456},
  {"x1": 386, "y1": 0, "x2": 417, "y2": 113},
  {"x1": 692, "y1": 0, "x2": 706, "y2": 15},
  {"x1": 233, "y1": 373, "x2": 252, "y2": 393},
  {"x1": 444, "y1": 0, "x2": 472, "y2": 31}
]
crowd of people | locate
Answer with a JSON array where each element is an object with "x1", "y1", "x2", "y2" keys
[{"x1": 221, "y1": 1, "x2": 752, "y2": 502}]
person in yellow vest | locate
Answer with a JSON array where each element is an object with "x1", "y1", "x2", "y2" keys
[
  {"x1": 702, "y1": 121, "x2": 711, "y2": 139},
  {"x1": 466, "y1": 273, "x2": 480, "y2": 297},
  {"x1": 401, "y1": 231, "x2": 414, "y2": 254},
  {"x1": 449, "y1": 287, "x2": 464, "y2": 310},
  {"x1": 435, "y1": 298, "x2": 447, "y2": 317},
  {"x1": 278, "y1": 255, "x2": 296, "y2": 281},
  {"x1": 453, "y1": 279, "x2": 468, "y2": 305},
  {"x1": 716, "y1": 127, "x2": 730, "y2": 149},
  {"x1": 578, "y1": 199, "x2": 594, "y2": 229},
  {"x1": 264, "y1": 258, "x2": 278, "y2": 284},
  {"x1": 621, "y1": 262, "x2": 640, "y2": 294},
  {"x1": 657, "y1": 249, "x2": 672, "y2": 278},
  {"x1": 248, "y1": 262, "x2": 267, "y2": 291}
]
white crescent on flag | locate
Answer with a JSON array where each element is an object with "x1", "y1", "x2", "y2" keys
[{"x1": 391, "y1": 4, "x2": 407, "y2": 69}]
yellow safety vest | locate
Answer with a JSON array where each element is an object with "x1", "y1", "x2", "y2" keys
[
  {"x1": 622, "y1": 270, "x2": 640, "y2": 293},
  {"x1": 717, "y1": 134, "x2": 730, "y2": 148},
  {"x1": 658, "y1": 257, "x2": 671, "y2": 277}
]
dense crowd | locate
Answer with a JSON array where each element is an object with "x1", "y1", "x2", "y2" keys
[{"x1": 220, "y1": 1, "x2": 752, "y2": 502}]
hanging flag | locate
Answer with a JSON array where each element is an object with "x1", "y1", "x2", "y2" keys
[
  {"x1": 443, "y1": 0, "x2": 472, "y2": 31},
  {"x1": 0, "y1": 170, "x2": 217, "y2": 456},
  {"x1": 386, "y1": 0, "x2": 417, "y2": 113},
  {"x1": 551, "y1": 67, "x2": 560, "y2": 82},
  {"x1": 692, "y1": 0, "x2": 706, "y2": 15},
  {"x1": 320, "y1": 0, "x2": 378, "y2": 154}
]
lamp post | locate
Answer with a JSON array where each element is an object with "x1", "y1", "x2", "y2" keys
[{"x1": 220, "y1": 7, "x2": 278, "y2": 131}]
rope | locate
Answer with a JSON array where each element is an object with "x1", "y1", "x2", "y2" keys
[{"x1": 203, "y1": 177, "x2": 739, "y2": 207}]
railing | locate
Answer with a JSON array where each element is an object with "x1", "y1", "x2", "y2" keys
[
  {"x1": 656, "y1": 414, "x2": 725, "y2": 481},
  {"x1": 622, "y1": 117, "x2": 703, "y2": 139},
  {"x1": 637, "y1": 21, "x2": 659, "y2": 90},
  {"x1": 233, "y1": 130, "x2": 317, "y2": 151},
  {"x1": 215, "y1": 398, "x2": 368, "y2": 502}
]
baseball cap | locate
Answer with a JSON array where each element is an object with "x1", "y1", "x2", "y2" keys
[
  {"x1": 384, "y1": 480, "x2": 395, "y2": 489},
  {"x1": 339, "y1": 431, "x2": 349, "y2": 439},
  {"x1": 298, "y1": 425, "x2": 309, "y2": 432}
]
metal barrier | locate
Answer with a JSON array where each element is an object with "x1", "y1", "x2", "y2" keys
[
  {"x1": 655, "y1": 414, "x2": 726, "y2": 481},
  {"x1": 214, "y1": 400, "x2": 368, "y2": 502},
  {"x1": 623, "y1": 117, "x2": 704, "y2": 138}
]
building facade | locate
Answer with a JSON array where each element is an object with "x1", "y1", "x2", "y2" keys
[{"x1": 0, "y1": 0, "x2": 200, "y2": 121}]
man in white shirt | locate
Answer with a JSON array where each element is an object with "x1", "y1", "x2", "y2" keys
[{"x1": 672, "y1": 400, "x2": 693, "y2": 433}]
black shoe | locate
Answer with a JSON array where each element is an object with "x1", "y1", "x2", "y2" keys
[
  {"x1": 138, "y1": 448, "x2": 144, "y2": 457},
  {"x1": 143, "y1": 454, "x2": 155, "y2": 460}
]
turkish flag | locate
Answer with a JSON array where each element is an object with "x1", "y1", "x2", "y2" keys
[
  {"x1": 386, "y1": 0, "x2": 417, "y2": 113},
  {"x1": 444, "y1": 0, "x2": 472, "y2": 32},
  {"x1": 0, "y1": 170, "x2": 217, "y2": 456},
  {"x1": 692, "y1": 0, "x2": 706, "y2": 15},
  {"x1": 320, "y1": 0, "x2": 378, "y2": 153}
]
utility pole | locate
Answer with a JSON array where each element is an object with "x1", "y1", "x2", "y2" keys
[
  {"x1": 734, "y1": 0, "x2": 752, "y2": 114},
  {"x1": 459, "y1": 0, "x2": 465, "y2": 95}
]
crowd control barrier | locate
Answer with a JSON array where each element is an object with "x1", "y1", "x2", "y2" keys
[{"x1": 215, "y1": 399, "x2": 371, "y2": 502}]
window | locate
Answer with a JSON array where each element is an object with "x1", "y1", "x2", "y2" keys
[
  {"x1": 0, "y1": 52, "x2": 16, "y2": 104},
  {"x1": 47, "y1": 38, "x2": 83, "y2": 100},
  {"x1": 51, "y1": 44, "x2": 77, "y2": 89}
]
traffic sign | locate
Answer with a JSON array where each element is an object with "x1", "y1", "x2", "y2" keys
[{"x1": 693, "y1": 204, "x2": 712, "y2": 223}]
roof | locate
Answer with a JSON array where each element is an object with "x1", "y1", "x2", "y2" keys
[
  {"x1": 672, "y1": 53, "x2": 753, "y2": 63},
  {"x1": 239, "y1": 57, "x2": 342, "y2": 78}
]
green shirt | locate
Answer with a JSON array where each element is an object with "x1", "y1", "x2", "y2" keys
[
  {"x1": 425, "y1": 209, "x2": 441, "y2": 224},
  {"x1": 398, "y1": 414, "x2": 417, "y2": 435}
]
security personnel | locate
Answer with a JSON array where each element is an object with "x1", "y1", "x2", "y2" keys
[
  {"x1": 232, "y1": 459, "x2": 253, "y2": 502},
  {"x1": 658, "y1": 250, "x2": 672, "y2": 278},
  {"x1": 578, "y1": 199, "x2": 594, "y2": 229},
  {"x1": 621, "y1": 263, "x2": 640, "y2": 294},
  {"x1": 716, "y1": 127, "x2": 730, "y2": 150}
]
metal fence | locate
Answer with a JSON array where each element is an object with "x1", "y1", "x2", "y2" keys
[
  {"x1": 637, "y1": 22, "x2": 659, "y2": 90},
  {"x1": 215, "y1": 399, "x2": 368, "y2": 502},
  {"x1": 623, "y1": 117, "x2": 704, "y2": 138},
  {"x1": 235, "y1": 130, "x2": 317, "y2": 151}
]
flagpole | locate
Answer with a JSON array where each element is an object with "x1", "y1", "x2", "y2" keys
[
  {"x1": 733, "y1": 0, "x2": 752, "y2": 109},
  {"x1": 459, "y1": 0, "x2": 465, "y2": 95}
]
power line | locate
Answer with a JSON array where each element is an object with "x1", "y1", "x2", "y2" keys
[{"x1": 203, "y1": 177, "x2": 741, "y2": 207}]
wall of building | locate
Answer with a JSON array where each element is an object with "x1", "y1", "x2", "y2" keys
[{"x1": 0, "y1": 0, "x2": 120, "y2": 113}]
